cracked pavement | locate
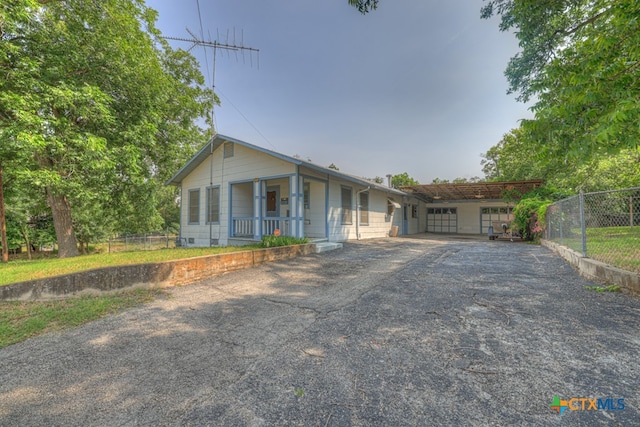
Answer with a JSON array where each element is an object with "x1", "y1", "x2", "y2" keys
[{"x1": 1, "y1": 236, "x2": 639, "y2": 426}]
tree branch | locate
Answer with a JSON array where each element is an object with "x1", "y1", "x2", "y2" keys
[{"x1": 555, "y1": 8, "x2": 612, "y2": 37}]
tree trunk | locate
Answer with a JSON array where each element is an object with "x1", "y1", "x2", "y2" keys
[
  {"x1": 46, "y1": 188, "x2": 79, "y2": 258},
  {"x1": 20, "y1": 225, "x2": 33, "y2": 261},
  {"x1": 0, "y1": 162, "x2": 8, "y2": 263}
]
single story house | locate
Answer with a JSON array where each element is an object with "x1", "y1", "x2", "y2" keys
[{"x1": 166, "y1": 134, "x2": 425, "y2": 247}]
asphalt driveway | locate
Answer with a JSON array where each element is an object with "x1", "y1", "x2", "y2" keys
[{"x1": 1, "y1": 236, "x2": 639, "y2": 426}]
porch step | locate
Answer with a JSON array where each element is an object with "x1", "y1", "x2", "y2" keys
[{"x1": 314, "y1": 241, "x2": 343, "y2": 253}]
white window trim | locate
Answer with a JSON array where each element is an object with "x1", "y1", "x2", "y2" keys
[
  {"x1": 341, "y1": 185, "x2": 353, "y2": 225},
  {"x1": 188, "y1": 188, "x2": 200, "y2": 225},
  {"x1": 360, "y1": 191, "x2": 369, "y2": 226},
  {"x1": 206, "y1": 186, "x2": 220, "y2": 224}
]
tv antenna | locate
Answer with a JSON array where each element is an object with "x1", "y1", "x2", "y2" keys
[{"x1": 164, "y1": 27, "x2": 259, "y2": 137}]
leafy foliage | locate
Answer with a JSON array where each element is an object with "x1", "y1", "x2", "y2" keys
[
  {"x1": 0, "y1": 0, "x2": 212, "y2": 257},
  {"x1": 260, "y1": 235, "x2": 309, "y2": 248},
  {"x1": 585, "y1": 285, "x2": 621, "y2": 293},
  {"x1": 512, "y1": 196, "x2": 552, "y2": 241},
  {"x1": 391, "y1": 172, "x2": 419, "y2": 188},
  {"x1": 348, "y1": 0, "x2": 379, "y2": 14},
  {"x1": 482, "y1": 0, "x2": 640, "y2": 165}
]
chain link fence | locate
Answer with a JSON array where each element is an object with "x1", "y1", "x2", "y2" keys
[
  {"x1": 546, "y1": 187, "x2": 640, "y2": 274},
  {"x1": 107, "y1": 233, "x2": 178, "y2": 253}
]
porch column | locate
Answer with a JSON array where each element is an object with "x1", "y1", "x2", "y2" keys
[
  {"x1": 290, "y1": 174, "x2": 304, "y2": 238},
  {"x1": 289, "y1": 175, "x2": 298, "y2": 237},
  {"x1": 253, "y1": 179, "x2": 261, "y2": 240}
]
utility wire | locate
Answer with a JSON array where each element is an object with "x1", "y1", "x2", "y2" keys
[{"x1": 217, "y1": 88, "x2": 278, "y2": 152}]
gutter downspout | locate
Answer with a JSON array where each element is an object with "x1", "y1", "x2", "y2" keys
[
  {"x1": 356, "y1": 186, "x2": 370, "y2": 240},
  {"x1": 178, "y1": 185, "x2": 183, "y2": 246},
  {"x1": 209, "y1": 142, "x2": 214, "y2": 246}
]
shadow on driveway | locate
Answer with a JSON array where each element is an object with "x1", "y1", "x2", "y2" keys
[{"x1": 1, "y1": 237, "x2": 638, "y2": 426}]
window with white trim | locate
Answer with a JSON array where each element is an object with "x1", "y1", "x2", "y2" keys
[
  {"x1": 188, "y1": 189, "x2": 200, "y2": 224},
  {"x1": 341, "y1": 186, "x2": 352, "y2": 224},
  {"x1": 360, "y1": 192, "x2": 369, "y2": 225},
  {"x1": 206, "y1": 186, "x2": 220, "y2": 223}
]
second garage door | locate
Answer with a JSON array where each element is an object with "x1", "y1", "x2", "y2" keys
[{"x1": 426, "y1": 207, "x2": 457, "y2": 233}]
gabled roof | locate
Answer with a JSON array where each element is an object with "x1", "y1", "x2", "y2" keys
[
  {"x1": 166, "y1": 133, "x2": 407, "y2": 196},
  {"x1": 401, "y1": 180, "x2": 544, "y2": 202}
]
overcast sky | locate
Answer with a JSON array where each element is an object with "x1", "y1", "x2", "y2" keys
[{"x1": 147, "y1": 0, "x2": 532, "y2": 183}]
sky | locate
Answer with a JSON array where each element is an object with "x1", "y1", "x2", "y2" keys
[{"x1": 146, "y1": 0, "x2": 533, "y2": 183}]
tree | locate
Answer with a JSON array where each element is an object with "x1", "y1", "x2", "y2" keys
[
  {"x1": 391, "y1": 172, "x2": 419, "y2": 189},
  {"x1": 557, "y1": 148, "x2": 640, "y2": 192},
  {"x1": 482, "y1": 0, "x2": 640, "y2": 162},
  {"x1": 482, "y1": 129, "x2": 640, "y2": 192},
  {"x1": 480, "y1": 128, "x2": 549, "y2": 182},
  {"x1": 348, "y1": 0, "x2": 379, "y2": 14},
  {"x1": 0, "y1": 161, "x2": 7, "y2": 262},
  {"x1": 1, "y1": 0, "x2": 211, "y2": 257},
  {"x1": 431, "y1": 178, "x2": 449, "y2": 184}
]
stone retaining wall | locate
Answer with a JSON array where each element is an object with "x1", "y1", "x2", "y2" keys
[
  {"x1": 541, "y1": 239, "x2": 640, "y2": 295},
  {"x1": 0, "y1": 244, "x2": 316, "y2": 301}
]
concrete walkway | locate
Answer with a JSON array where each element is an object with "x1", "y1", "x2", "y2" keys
[{"x1": 1, "y1": 236, "x2": 638, "y2": 426}]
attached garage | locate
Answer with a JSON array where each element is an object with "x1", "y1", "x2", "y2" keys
[{"x1": 401, "y1": 180, "x2": 544, "y2": 235}]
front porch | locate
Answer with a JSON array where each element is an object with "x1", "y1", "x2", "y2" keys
[
  {"x1": 229, "y1": 177, "x2": 297, "y2": 240},
  {"x1": 229, "y1": 177, "x2": 327, "y2": 241}
]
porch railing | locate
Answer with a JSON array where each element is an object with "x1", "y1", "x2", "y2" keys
[
  {"x1": 232, "y1": 217, "x2": 291, "y2": 238},
  {"x1": 263, "y1": 218, "x2": 290, "y2": 236},
  {"x1": 232, "y1": 217, "x2": 254, "y2": 237}
]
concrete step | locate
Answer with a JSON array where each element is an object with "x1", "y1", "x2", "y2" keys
[{"x1": 314, "y1": 241, "x2": 343, "y2": 253}]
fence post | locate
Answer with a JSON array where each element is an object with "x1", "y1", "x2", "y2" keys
[
  {"x1": 559, "y1": 201, "x2": 563, "y2": 245},
  {"x1": 631, "y1": 196, "x2": 634, "y2": 228},
  {"x1": 579, "y1": 190, "x2": 587, "y2": 256}
]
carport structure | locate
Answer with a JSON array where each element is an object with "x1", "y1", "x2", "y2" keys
[{"x1": 401, "y1": 180, "x2": 544, "y2": 235}]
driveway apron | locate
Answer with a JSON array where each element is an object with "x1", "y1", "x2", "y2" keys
[{"x1": 1, "y1": 237, "x2": 638, "y2": 426}]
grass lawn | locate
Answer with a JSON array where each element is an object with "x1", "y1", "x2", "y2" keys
[
  {"x1": 0, "y1": 289, "x2": 161, "y2": 348},
  {"x1": 0, "y1": 246, "x2": 260, "y2": 287},
  {"x1": 556, "y1": 226, "x2": 640, "y2": 273},
  {"x1": 0, "y1": 238, "x2": 307, "y2": 347}
]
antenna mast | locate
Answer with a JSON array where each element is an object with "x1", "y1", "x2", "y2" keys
[{"x1": 165, "y1": 28, "x2": 259, "y2": 137}]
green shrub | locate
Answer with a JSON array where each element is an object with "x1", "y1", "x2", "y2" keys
[
  {"x1": 512, "y1": 197, "x2": 553, "y2": 241},
  {"x1": 260, "y1": 235, "x2": 309, "y2": 248}
]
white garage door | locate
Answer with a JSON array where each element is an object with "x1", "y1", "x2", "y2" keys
[
  {"x1": 480, "y1": 207, "x2": 514, "y2": 234},
  {"x1": 427, "y1": 207, "x2": 458, "y2": 233}
]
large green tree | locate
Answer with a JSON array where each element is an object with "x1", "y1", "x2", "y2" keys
[
  {"x1": 480, "y1": 128, "x2": 551, "y2": 182},
  {"x1": 391, "y1": 172, "x2": 419, "y2": 189},
  {"x1": 1, "y1": 0, "x2": 211, "y2": 257},
  {"x1": 482, "y1": 0, "x2": 640, "y2": 162}
]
